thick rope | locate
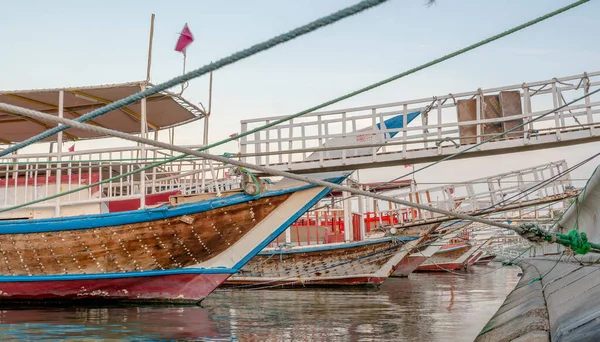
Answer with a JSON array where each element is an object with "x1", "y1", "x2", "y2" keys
[
  {"x1": 0, "y1": 1, "x2": 589, "y2": 210},
  {"x1": 0, "y1": 0, "x2": 390, "y2": 157},
  {"x1": 0, "y1": 102, "x2": 517, "y2": 231},
  {"x1": 1, "y1": 0, "x2": 588, "y2": 165}
]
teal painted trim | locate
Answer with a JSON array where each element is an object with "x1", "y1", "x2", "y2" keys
[
  {"x1": 0, "y1": 267, "x2": 236, "y2": 282},
  {"x1": 0, "y1": 179, "x2": 340, "y2": 234}
]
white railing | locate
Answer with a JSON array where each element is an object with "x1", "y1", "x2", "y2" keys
[
  {"x1": 0, "y1": 145, "x2": 242, "y2": 218},
  {"x1": 273, "y1": 160, "x2": 573, "y2": 246},
  {"x1": 240, "y1": 71, "x2": 600, "y2": 172},
  {"x1": 365, "y1": 160, "x2": 573, "y2": 227}
]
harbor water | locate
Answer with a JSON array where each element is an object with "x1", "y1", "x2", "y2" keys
[{"x1": 0, "y1": 263, "x2": 519, "y2": 341}]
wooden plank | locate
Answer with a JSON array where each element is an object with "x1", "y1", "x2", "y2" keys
[
  {"x1": 482, "y1": 95, "x2": 504, "y2": 136},
  {"x1": 457, "y1": 99, "x2": 477, "y2": 145},
  {"x1": 0, "y1": 193, "x2": 292, "y2": 276},
  {"x1": 500, "y1": 90, "x2": 524, "y2": 138}
]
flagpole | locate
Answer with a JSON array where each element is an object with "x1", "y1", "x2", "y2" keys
[
  {"x1": 140, "y1": 13, "x2": 154, "y2": 209},
  {"x1": 146, "y1": 13, "x2": 155, "y2": 84},
  {"x1": 181, "y1": 51, "x2": 187, "y2": 94},
  {"x1": 200, "y1": 71, "x2": 212, "y2": 192}
]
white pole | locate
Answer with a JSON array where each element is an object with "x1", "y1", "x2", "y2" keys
[
  {"x1": 138, "y1": 14, "x2": 154, "y2": 208},
  {"x1": 200, "y1": 72, "x2": 212, "y2": 192},
  {"x1": 55, "y1": 90, "x2": 64, "y2": 217},
  {"x1": 343, "y1": 185, "x2": 352, "y2": 242},
  {"x1": 146, "y1": 14, "x2": 155, "y2": 83},
  {"x1": 140, "y1": 84, "x2": 147, "y2": 209},
  {"x1": 285, "y1": 227, "x2": 291, "y2": 244}
]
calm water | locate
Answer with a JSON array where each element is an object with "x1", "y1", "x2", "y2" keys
[{"x1": 0, "y1": 263, "x2": 519, "y2": 341}]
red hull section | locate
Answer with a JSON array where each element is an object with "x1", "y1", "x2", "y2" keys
[
  {"x1": 107, "y1": 190, "x2": 181, "y2": 213},
  {"x1": 391, "y1": 255, "x2": 429, "y2": 277},
  {"x1": 225, "y1": 276, "x2": 386, "y2": 288},
  {"x1": 0, "y1": 273, "x2": 230, "y2": 304},
  {"x1": 414, "y1": 263, "x2": 463, "y2": 272}
]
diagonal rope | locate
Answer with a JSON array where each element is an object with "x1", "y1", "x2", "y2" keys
[
  {"x1": 0, "y1": 0, "x2": 589, "y2": 209},
  {"x1": 0, "y1": 102, "x2": 518, "y2": 231},
  {"x1": 1, "y1": 0, "x2": 588, "y2": 165},
  {"x1": 311, "y1": 86, "x2": 600, "y2": 212},
  {"x1": 0, "y1": 0, "x2": 390, "y2": 157}
]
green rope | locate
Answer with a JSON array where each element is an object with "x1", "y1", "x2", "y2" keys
[
  {"x1": 0, "y1": 0, "x2": 390, "y2": 157},
  {"x1": 518, "y1": 222, "x2": 600, "y2": 255},
  {"x1": 0, "y1": 0, "x2": 589, "y2": 214}
]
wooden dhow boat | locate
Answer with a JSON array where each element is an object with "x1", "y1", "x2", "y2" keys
[
  {"x1": 0, "y1": 81, "x2": 427, "y2": 302},
  {"x1": 0, "y1": 82, "x2": 357, "y2": 303},
  {"x1": 225, "y1": 112, "x2": 432, "y2": 287}
]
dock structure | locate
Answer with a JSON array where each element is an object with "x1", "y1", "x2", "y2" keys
[
  {"x1": 240, "y1": 71, "x2": 600, "y2": 175},
  {"x1": 475, "y1": 255, "x2": 600, "y2": 342},
  {"x1": 477, "y1": 164, "x2": 600, "y2": 342}
]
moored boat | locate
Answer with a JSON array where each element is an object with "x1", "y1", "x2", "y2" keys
[
  {"x1": 0, "y1": 171, "x2": 347, "y2": 303},
  {"x1": 414, "y1": 242, "x2": 473, "y2": 272},
  {"x1": 0, "y1": 82, "x2": 355, "y2": 304},
  {"x1": 473, "y1": 254, "x2": 497, "y2": 265},
  {"x1": 225, "y1": 234, "x2": 418, "y2": 288}
]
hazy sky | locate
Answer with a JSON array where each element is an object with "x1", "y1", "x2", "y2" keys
[{"x1": 1, "y1": 0, "x2": 599, "y2": 187}]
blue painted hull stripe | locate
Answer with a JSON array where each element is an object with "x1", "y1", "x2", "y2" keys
[
  {"x1": 0, "y1": 268, "x2": 236, "y2": 282},
  {"x1": 257, "y1": 236, "x2": 418, "y2": 255},
  {"x1": 0, "y1": 177, "x2": 342, "y2": 234}
]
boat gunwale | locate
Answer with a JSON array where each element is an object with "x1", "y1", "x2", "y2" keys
[
  {"x1": 258, "y1": 235, "x2": 419, "y2": 255},
  {"x1": 0, "y1": 176, "x2": 345, "y2": 234}
]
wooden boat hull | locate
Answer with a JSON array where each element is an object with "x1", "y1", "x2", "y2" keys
[
  {"x1": 389, "y1": 224, "x2": 440, "y2": 277},
  {"x1": 225, "y1": 236, "x2": 417, "y2": 288},
  {"x1": 0, "y1": 273, "x2": 230, "y2": 304},
  {"x1": 413, "y1": 262, "x2": 464, "y2": 272},
  {"x1": 414, "y1": 244, "x2": 472, "y2": 272},
  {"x1": 0, "y1": 175, "x2": 347, "y2": 303},
  {"x1": 474, "y1": 255, "x2": 496, "y2": 265},
  {"x1": 391, "y1": 255, "x2": 430, "y2": 277}
]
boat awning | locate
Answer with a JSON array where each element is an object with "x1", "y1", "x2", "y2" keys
[{"x1": 0, "y1": 81, "x2": 205, "y2": 144}]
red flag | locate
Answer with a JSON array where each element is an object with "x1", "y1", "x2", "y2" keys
[
  {"x1": 175, "y1": 24, "x2": 194, "y2": 54},
  {"x1": 403, "y1": 164, "x2": 412, "y2": 168},
  {"x1": 229, "y1": 133, "x2": 238, "y2": 138},
  {"x1": 68, "y1": 144, "x2": 75, "y2": 152}
]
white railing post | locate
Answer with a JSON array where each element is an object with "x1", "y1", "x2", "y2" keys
[
  {"x1": 551, "y1": 82, "x2": 562, "y2": 141},
  {"x1": 55, "y1": 90, "x2": 64, "y2": 217},
  {"x1": 140, "y1": 84, "x2": 147, "y2": 209},
  {"x1": 343, "y1": 180, "x2": 352, "y2": 241},
  {"x1": 402, "y1": 104, "x2": 408, "y2": 159},
  {"x1": 583, "y1": 76, "x2": 596, "y2": 136},
  {"x1": 358, "y1": 185, "x2": 366, "y2": 240}
]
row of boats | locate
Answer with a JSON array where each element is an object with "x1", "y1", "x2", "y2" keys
[{"x1": 0, "y1": 81, "x2": 575, "y2": 304}]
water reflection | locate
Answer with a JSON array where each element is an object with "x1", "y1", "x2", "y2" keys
[{"x1": 0, "y1": 263, "x2": 518, "y2": 341}]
